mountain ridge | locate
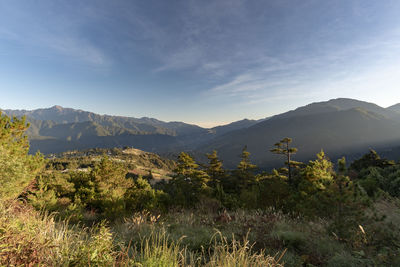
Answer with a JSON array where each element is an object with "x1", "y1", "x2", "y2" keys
[
  {"x1": 3, "y1": 98, "x2": 400, "y2": 169},
  {"x1": 198, "y1": 107, "x2": 400, "y2": 168},
  {"x1": 387, "y1": 103, "x2": 400, "y2": 113},
  {"x1": 271, "y1": 98, "x2": 400, "y2": 121}
]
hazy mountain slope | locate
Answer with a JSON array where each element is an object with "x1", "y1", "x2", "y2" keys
[
  {"x1": 199, "y1": 108, "x2": 400, "y2": 168},
  {"x1": 23, "y1": 118, "x2": 56, "y2": 138},
  {"x1": 29, "y1": 134, "x2": 180, "y2": 154},
  {"x1": 24, "y1": 119, "x2": 186, "y2": 154},
  {"x1": 3, "y1": 106, "x2": 207, "y2": 136},
  {"x1": 36, "y1": 121, "x2": 144, "y2": 140},
  {"x1": 4, "y1": 98, "x2": 400, "y2": 164},
  {"x1": 2, "y1": 106, "x2": 258, "y2": 154},
  {"x1": 387, "y1": 103, "x2": 400, "y2": 113},
  {"x1": 211, "y1": 119, "x2": 262, "y2": 136},
  {"x1": 273, "y1": 98, "x2": 400, "y2": 121}
]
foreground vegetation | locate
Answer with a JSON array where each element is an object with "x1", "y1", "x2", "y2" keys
[
  {"x1": 1, "y1": 112, "x2": 400, "y2": 266},
  {"x1": 1, "y1": 200, "x2": 287, "y2": 266}
]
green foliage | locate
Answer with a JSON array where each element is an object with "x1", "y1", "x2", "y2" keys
[
  {"x1": 169, "y1": 152, "x2": 211, "y2": 207},
  {"x1": 350, "y1": 149, "x2": 395, "y2": 172},
  {"x1": 69, "y1": 171, "x2": 97, "y2": 205},
  {"x1": 67, "y1": 222, "x2": 116, "y2": 266},
  {"x1": 4, "y1": 128, "x2": 400, "y2": 266},
  {"x1": 235, "y1": 146, "x2": 257, "y2": 190},
  {"x1": 125, "y1": 176, "x2": 168, "y2": 211},
  {"x1": 300, "y1": 150, "x2": 334, "y2": 190},
  {"x1": 28, "y1": 172, "x2": 75, "y2": 210},
  {"x1": 89, "y1": 156, "x2": 133, "y2": 217},
  {"x1": 326, "y1": 252, "x2": 365, "y2": 267},
  {"x1": 206, "y1": 150, "x2": 226, "y2": 188},
  {"x1": 357, "y1": 165, "x2": 400, "y2": 198},
  {"x1": 273, "y1": 229, "x2": 308, "y2": 250},
  {"x1": 270, "y1": 137, "x2": 299, "y2": 184},
  {"x1": 257, "y1": 174, "x2": 291, "y2": 210},
  {"x1": 0, "y1": 202, "x2": 118, "y2": 266},
  {"x1": 325, "y1": 159, "x2": 370, "y2": 240},
  {"x1": 175, "y1": 151, "x2": 200, "y2": 176},
  {"x1": 133, "y1": 230, "x2": 190, "y2": 266},
  {"x1": 206, "y1": 231, "x2": 284, "y2": 267},
  {"x1": 237, "y1": 146, "x2": 257, "y2": 173},
  {"x1": 29, "y1": 157, "x2": 171, "y2": 220},
  {"x1": 0, "y1": 112, "x2": 45, "y2": 200}
]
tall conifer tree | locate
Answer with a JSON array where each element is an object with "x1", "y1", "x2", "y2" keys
[{"x1": 270, "y1": 137, "x2": 299, "y2": 184}]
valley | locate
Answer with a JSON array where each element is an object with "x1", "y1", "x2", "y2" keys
[{"x1": 3, "y1": 98, "x2": 400, "y2": 169}]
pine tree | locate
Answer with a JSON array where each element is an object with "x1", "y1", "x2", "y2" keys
[
  {"x1": 171, "y1": 152, "x2": 210, "y2": 206},
  {"x1": 175, "y1": 152, "x2": 200, "y2": 177},
  {"x1": 206, "y1": 150, "x2": 225, "y2": 188},
  {"x1": 350, "y1": 149, "x2": 395, "y2": 172},
  {"x1": 92, "y1": 156, "x2": 132, "y2": 196},
  {"x1": 235, "y1": 146, "x2": 257, "y2": 190},
  {"x1": 90, "y1": 156, "x2": 133, "y2": 215},
  {"x1": 291, "y1": 150, "x2": 335, "y2": 216},
  {"x1": 270, "y1": 137, "x2": 299, "y2": 184},
  {"x1": 328, "y1": 157, "x2": 368, "y2": 239},
  {"x1": 301, "y1": 150, "x2": 334, "y2": 190}
]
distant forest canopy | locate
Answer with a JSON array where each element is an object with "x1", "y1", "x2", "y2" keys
[{"x1": 3, "y1": 97, "x2": 400, "y2": 170}]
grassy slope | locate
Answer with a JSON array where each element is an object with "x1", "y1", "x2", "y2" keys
[
  {"x1": 3, "y1": 198, "x2": 400, "y2": 266},
  {"x1": 0, "y1": 201, "x2": 284, "y2": 266},
  {"x1": 49, "y1": 147, "x2": 177, "y2": 182}
]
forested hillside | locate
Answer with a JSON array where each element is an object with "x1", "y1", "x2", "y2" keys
[
  {"x1": 3, "y1": 98, "x2": 400, "y2": 170},
  {"x1": 202, "y1": 106, "x2": 400, "y2": 168}
]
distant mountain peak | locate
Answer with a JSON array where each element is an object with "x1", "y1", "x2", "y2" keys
[
  {"x1": 329, "y1": 97, "x2": 360, "y2": 101},
  {"x1": 271, "y1": 97, "x2": 397, "y2": 121},
  {"x1": 314, "y1": 98, "x2": 378, "y2": 108},
  {"x1": 51, "y1": 105, "x2": 64, "y2": 111},
  {"x1": 387, "y1": 103, "x2": 400, "y2": 113}
]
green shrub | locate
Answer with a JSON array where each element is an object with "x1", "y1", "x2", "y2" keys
[
  {"x1": 168, "y1": 224, "x2": 214, "y2": 251},
  {"x1": 273, "y1": 229, "x2": 307, "y2": 250},
  {"x1": 326, "y1": 252, "x2": 365, "y2": 267},
  {"x1": 0, "y1": 113, "x2": 45, "y2": 200},
  {"x1": 125, "y1": 176, "x2": 168, "y2": 212}
]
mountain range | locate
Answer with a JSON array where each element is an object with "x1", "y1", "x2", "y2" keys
[{"x1": 2, "y1": 98, "x2": 400, "y2": 169}]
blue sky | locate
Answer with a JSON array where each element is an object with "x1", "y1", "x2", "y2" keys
[{"x1": 1, "y1": 0, "x2": 400, "y2": 127}]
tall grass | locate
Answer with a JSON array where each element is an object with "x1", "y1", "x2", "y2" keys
[
  {"x1": 130, "y1": 229, "x2": 284, "y2": 267},
  {"x1": 205, "y1": 231, "x2": 284, "y2": 267},
  {"x1": 133, "y1": 230, "x2": 192, "y2": 267},
  {"x1": 0, "y1": 201, "x2": 284, "y2": 266},
  {"x1": 0, "y1": 201, "x2": 118, "y2": 266},
  {"x1": 0, "y1": 200, "x2": 56, "y2": 266}
]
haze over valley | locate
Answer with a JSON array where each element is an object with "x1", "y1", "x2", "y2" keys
[{"x1": 3, "y1": 97, "x2": 400, "y2": 168}]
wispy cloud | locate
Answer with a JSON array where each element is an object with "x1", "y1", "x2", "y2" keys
[
  {"x1": 35, "y1": 35, "x2": 108, "y2": 66},
  {"x1": 2, "y1": 0, "x2": 400, "y2": 124},
  {"x1": 205, "y1": 30, "x2": 400, "y2": 106},
  {"x1": 0, "y1": 1, "x2": 110, "y2": 67},
  {"x1": 133, "y1": 0, "x2": 250, "y2": 76}
]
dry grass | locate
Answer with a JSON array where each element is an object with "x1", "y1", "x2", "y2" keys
[
  {"x1": 0, "y1": 201, "x2": 284, "y2": 266},
  {"x1": 205, "y1": 231, "x2": 285, "y2": 267}
]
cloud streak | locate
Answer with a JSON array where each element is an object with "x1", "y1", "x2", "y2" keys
[
  {"x1": 205, "y1": 30, "x2": 400, "y2": 107},
  {"x1": 0, "y1": 1, "x2": 110, "y2": 67}
]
